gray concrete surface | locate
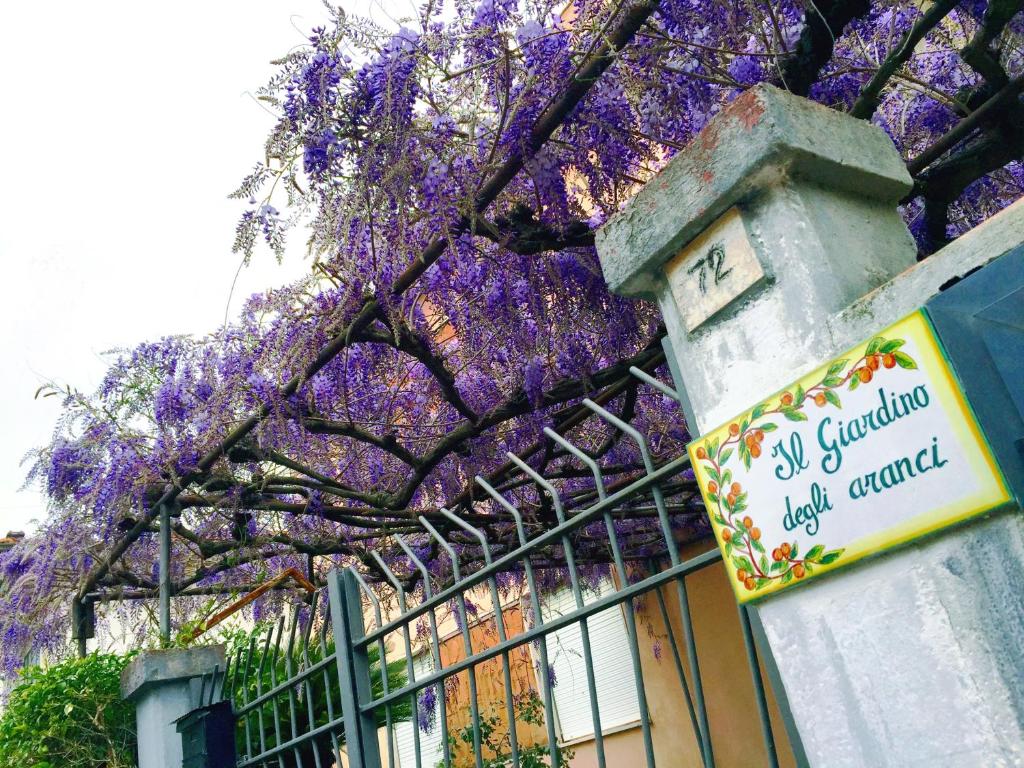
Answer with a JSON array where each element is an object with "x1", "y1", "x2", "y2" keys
[{"x1": 122, "y1": 645, "x2": 226, "y2": 768}]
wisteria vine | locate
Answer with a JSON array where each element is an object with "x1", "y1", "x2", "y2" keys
[{"x1": 3, "y1": 0, "x2": 1024, "y2": 673}]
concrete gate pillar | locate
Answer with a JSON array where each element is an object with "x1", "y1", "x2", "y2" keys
[
  {"x1": 596, "y1": 83, "x2": 1024, "y2": 766},
  {"x1": 121, "y1": 645, "x2": 225, "y2": 768}
]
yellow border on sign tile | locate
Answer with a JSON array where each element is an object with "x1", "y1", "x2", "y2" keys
[{"x1": 686, "y1": 310, "x2": 1013, "y2": 603}]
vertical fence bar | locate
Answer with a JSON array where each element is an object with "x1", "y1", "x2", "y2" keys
[
  {"x1": 437, "y1": 508, "x2": 521, "y2": 767},
  {"x1": 475, "y1": 477, "x2": 562, "y2": 767},
  {"x1": 297, "y1": 608, "x2": 325, "y2": 768},
  {"x1": 240, "y1": 636, "x2": 256, "y2": 762},
  {"x1": 267, "y1": 617, "x2": 288, "y2": 768},
  {"x1": 650, "y1": 572, "x2": 704, "y2": 758},
  {"x1": 419, "y1": 516, "x2": 485, "y2": 768},
  {"x1": 282, "y1": 610, "x2": 306, "y2": 768},
  {"x1": 508, "y1": 451, "x2": 608, "y2": 768},
  {"x1": 545, "y1": 426, "x2": 657, "y2": 767},
  {"x1": 158, "y1": 503, "x2": 172, "y2": 647},
  {"x1": 328, "y1": 567, "x2": 383, "y2": 768},
  {"x1": 583, "y1": 398, "x2": 716, "y2": 767},
  {"x1": 369, "y1": 553, "x2": 423, "y2": 768},
  {"x1": 255, "y1": 629, "x2": 273, "y2": 763},
  {"x1": 395, "y1": 536, "x2": 453, "y2": 768},
  {"x1": 316, "y1": 610, "x2": 344, "y2": 762},
  {"x1": 738, "y1": 604, "x2": 779, "y2": 768},
  {"x1": 350, "y1": 570, "x2": 397, "y2": 768}
]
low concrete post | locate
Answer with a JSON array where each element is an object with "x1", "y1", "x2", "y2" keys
[
  {"x1": 596, "y1": 83, "x2": 1024, "y2": 765},
  {"x1": 121, "y1": 645, "x2": 226, "y2": 768}
]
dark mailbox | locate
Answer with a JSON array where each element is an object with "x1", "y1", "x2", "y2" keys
[
  {"x1": 176, "y1": 699, "x2": 236, "y2": 768},
  {"x1": 925, "y1": 244, "x2": 1024, "y2": 504}
]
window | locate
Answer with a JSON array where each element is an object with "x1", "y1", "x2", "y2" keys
[{"x1": 540, "y1": 578, "x2": 641, "y2": 742}]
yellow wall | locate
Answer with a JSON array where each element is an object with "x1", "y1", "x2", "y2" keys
[{"x1": 567, "y1": 543, "x2": 797, "y2": 768}]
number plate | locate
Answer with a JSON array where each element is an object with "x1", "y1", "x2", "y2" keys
[{"x1": 664, "y1": 207, "x2": 765, "y2": 332}]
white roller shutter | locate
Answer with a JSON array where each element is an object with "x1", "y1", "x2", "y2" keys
[
  {"x1": 540, "y1": 578, "x2": 641, "y2": 742},
  {"x1": 394, "y1": 653, "x2": 445, "y2": 767}
]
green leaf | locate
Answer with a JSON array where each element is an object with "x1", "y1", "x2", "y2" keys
[
  {"x1": 879, "y1": 339, "x2": 905, "y2": 354},
  {"x1": 894, "y1": 351, "x2": 917, "y2": 369},
  {"x1": 827, "y1": 359, "x2": 848, "y2": 376},
  {"x1": 770, "y1": 560, "x2": 785, "y2": 573},
  {"x1": 781, "y1": 569, "x2": 794, "y2": 584},
  {"x1": 790, "y1": 542, "x2": 799, "y2": 559},
  {"x1": 761, "y1": 422, "x2": 778, "y2": 432},
  {"x1": 819, "y1": 549, "x2": 844, "y2": 565},
  {"x1": 822, "y1": 375, "x2": 843, "y2": 388},
  {"x1": 848, "y1": 375, "x2": 861, "y2": 391},
  {"x1": 722, "y1": 469, "x2": 732, "y2": 485},
  {"x1": 866, "y1": 337, "x2": 883, "y2": 355},
  {"x1": 759, "y1": 555, "x2": 770, "y2": 573},
  {"x1": 707, "y1": 467, "x2": 721, "y2": 484},
  {"x1": 805, "y1": 544, "x2": 825, "y2": 562},
  {"x1": 719, "y1": 448, "x2": 733, "y2": 465},
  {"x1": 732, "y1": 555, "x2": 754, "y2": 573},
  {"x1": 783, "y1": 408, "x2": 808, "y2": 422},
  {"x1": 752, "y1": 537, "x2": 765, "y2": 554},
  {"x1": 794, "y1": 384, "x2": 806, "y2": 404},
  {"x1": 708, "y1": 492, "x2": 720, "y2": 505},
  {"x1": 742, "y1": 452, "x2": 752, "y2": 470},
  {"x1": 824, "y1": 390, "x2": 841, "y2": 408},
  {"x1": 751, "y1": 403, "x2": 767, "y2": 419},
  {"x1": 712, "y1": 513, "x2": 727, "y2": 527}
]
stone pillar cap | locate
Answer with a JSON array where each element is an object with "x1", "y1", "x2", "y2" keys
[
  {"x1": 595, "y1": 83, "x2": 913, "y2": 297},
  {"x1": 121, "y1": 645, "x2": 226, "y2": 700}
]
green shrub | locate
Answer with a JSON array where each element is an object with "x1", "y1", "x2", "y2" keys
[
  {"x1": 443, "y1": 690, "x2": 573, "y2": 768},
  {"x1": 0, "y1": 653, "x2": 137, "y2": 768}
]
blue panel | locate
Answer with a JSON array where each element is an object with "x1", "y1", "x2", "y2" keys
[{"x1": 925, "y1": 245, "x2": 1024, "y2": 505}]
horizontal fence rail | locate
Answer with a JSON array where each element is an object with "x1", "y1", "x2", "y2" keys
[{"x1": 204, "y1": 367, "x2": 782, "y2": 768}]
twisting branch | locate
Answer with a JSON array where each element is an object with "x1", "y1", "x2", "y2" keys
[
  {"x1": 908, "y1": 75, "x2": 1024, "y2": 176},
  {"x1": 302, "y1": 416, "x2": 424, "y2": 467},
  {"x1": 354, "y1": 317, "x2": 478, "y2": 422},
  {"x1": 960, "y1": 0, "x2": 1024, "y2": 86},
  {"x1": 390, "y1": 0, "x2": 661, "y2": 295},
  {"x1": 907, "y1": 0, "x2": 1024, "y2": 252},
  {"x1": 850, "y1": 0, "x2": 960, "y2": 119},
  {"x1": 387, "y1": 335, "x2": 668, "y2": 509},
  {"x1": 777, "y1": 0, "x2": 871, "y2": 96},
  {"x1": 474, "y1": 204, "x2": 596, "y2": 254}
]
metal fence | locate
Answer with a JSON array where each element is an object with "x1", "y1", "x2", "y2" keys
[{"x1": 206, "y1": 368, "x2": 792, "y2": 768}]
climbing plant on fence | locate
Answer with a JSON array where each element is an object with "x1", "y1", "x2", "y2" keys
[{"x1": 3, "y1": 0, "x2": 1024, "y2": 672}]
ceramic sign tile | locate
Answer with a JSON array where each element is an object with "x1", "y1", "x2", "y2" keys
[
  {"x1": 687, "y1": 309, "x2": 1012, "y2": 603},
  {"x1": 664, "y1": 207, "x2": 765, "y2": 332}
]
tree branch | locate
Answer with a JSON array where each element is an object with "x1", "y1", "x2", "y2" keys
[
  {"x1": 850, "y1": 0, "x2": 960, "y2": 119},
  {"x1": 777, "y1": 0, "x2": 871, "y2": 96},
  {"x1": 302, "y1": 416, "x2": 424, "y2": 467}
]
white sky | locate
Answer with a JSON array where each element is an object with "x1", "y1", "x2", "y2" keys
[{"x1": 0, "y1": 1, "x2": 410, "y2": 534}]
